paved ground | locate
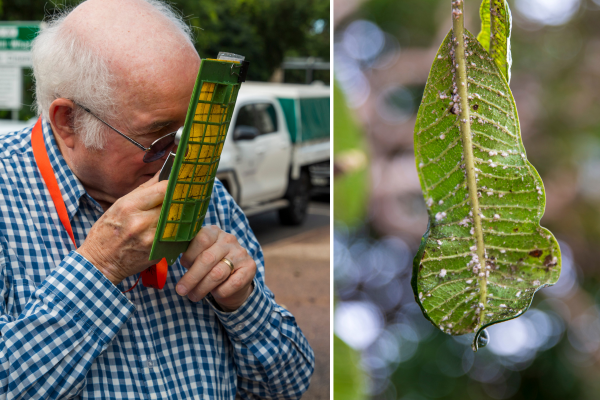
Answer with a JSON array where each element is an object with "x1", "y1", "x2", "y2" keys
[
  {"x1": 248, "y1": 200, "x2": 330, "y2": 246},
  {"x1": 261, "y1": 226, "x2": 330, "y2": 400}
]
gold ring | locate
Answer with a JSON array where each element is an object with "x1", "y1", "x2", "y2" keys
[{"x1": 221, "y1": 257, "x2": 234, "y2": 274}]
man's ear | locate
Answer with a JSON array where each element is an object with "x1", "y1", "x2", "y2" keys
[{"x1": 48, "y1": 98, "x2": 77, "y2": 149}]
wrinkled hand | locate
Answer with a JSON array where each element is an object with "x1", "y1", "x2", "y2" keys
[
  {"x1": 78, "y1": 174, "x2": 168, "y2": 285},
  {"x1": 176, "y1": 226, "x2": 256, "y2": 312}
]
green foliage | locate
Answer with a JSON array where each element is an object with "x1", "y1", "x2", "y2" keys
[
  {"x1": 333, "y1": 335, "x2": 366, "y2": 400},
  {"x1": 412, "y1": 28, "x2": 560, "y2": 350},
  {"x1": 476, "y1": 0, "x2": 512, "y2": 83},
  {"x1": 333, "y1": 83, "x2": 368, "y2": 227},
  {"x1": 181, "y1": 0, "x2": 329, "y2": 82},
  {"x1": 358, "y1": 0, "x2": 443, "y2": 47}
]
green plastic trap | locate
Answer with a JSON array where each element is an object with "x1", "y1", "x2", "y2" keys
[{"x1": 149, "y1": 54, "x2": 249, "y2": 264}]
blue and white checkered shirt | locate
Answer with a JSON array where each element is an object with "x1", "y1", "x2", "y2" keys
[{"x1": 0, "y1": 119, "x2": 314, "y2": 399}]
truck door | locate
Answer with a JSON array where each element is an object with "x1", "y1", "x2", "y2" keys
[{"x1": 233, "y1": 102, "x2": 291, "y2": 204}]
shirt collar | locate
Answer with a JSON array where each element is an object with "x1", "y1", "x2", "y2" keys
[{"x1": 40, "y1": 117, "x2": 103, "y2": 219}]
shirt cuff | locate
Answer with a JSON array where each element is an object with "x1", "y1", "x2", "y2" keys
[
  {"x1": 36, "y1": 250, "x2": 136, "y2": 344},
  {"x1": 207, "y1": 277, "x2": 275, "y2": 342}
]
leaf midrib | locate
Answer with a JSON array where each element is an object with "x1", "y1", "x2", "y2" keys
[{"x1": 452, "y1": 0, "x2": 488, "y2": 322}]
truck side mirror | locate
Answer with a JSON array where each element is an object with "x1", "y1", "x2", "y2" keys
[{"x1": 234, "y1": 125, "x2": 260, "y2": 141}]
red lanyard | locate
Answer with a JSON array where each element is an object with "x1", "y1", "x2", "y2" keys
[
  {"x1": 31, "y1": 118, "x2": 77, "y2": 246},
  {"x1": 30, "y1": 117, "x2": 168, "y2": 291}
]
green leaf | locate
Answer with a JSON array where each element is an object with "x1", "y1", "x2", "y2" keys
[
  {"x1": 333, "y1": 335, "x2": 366, "y2": 400},
  {"x1": 333, "y1": 83, "x2": 369, "y2": 226},
  {"x1": 412, "y1": 28, "x2": 561, "y2": 351},
  {"x1": 476, "y1": 0, "x2": 512, "y2": 83}
]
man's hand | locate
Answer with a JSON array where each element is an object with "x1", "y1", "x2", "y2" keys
[
  {"x1": 176, "y1": 226, "x2": 257, "y2": 312},
  {"x1": 78, "y1": 174, "x2": 168, "y2": 285}
]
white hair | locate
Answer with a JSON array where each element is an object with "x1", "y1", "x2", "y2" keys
[{"x1": 31, "y1": 0, "x2": 194, "y2": 149}]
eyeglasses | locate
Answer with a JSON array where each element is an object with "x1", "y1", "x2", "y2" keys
[{"x1": 73, "y1": 101, "x2": 181, "y2": 163}]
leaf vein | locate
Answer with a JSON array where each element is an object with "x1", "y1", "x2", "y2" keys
[
  {"x1": 467, "y1": 77, "x2": 510, "y2": 99},
  {"x1": 471, "y1": 113, "x2": 517, "y2": 138},
  {"x1": 471, "y1": 129, "x2": 513, "y2": 146},
  {"x1": 421, "y1": 136, "x2": 461, "y2": 167},
  {"x1": 430, "y1": 286, "x2": 478, "y2": 313},
  {"x1": 425, "y1": 162, "x2": 464, "y2": 191},
  {"x1": 422, "y1": 251, "x2": 472, "y2": 262}
]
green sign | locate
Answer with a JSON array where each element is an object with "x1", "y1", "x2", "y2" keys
[
  {"x1": 0, "y1": 23, "x2": 40, "y2": 51},
  {"x1": 0, "y1": 22, "x2": 40, "y2": 111}
]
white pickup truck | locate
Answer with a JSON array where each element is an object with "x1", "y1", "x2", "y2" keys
[{"x1": 216, "y1": 82, "x2": 330, "y2": 225}]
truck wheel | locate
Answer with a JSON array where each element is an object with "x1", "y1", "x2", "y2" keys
[{"x1": 278, "y1": 171, "x2": 311, "y2": 226}]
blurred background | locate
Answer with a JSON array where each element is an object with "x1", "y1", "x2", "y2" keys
[
  {"x1": 0, "y1": 0, "x2": 330, "y2": 122},
  {"x1": 334, "y1": 0, "x2": 600, "y2": 399},
  {"x1": 0, "y1": 1, "x2": 330, "y2": 399}
]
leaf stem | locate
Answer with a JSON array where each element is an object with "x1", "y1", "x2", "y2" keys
[{"x1": 451, "y1": 0, "x2": 487, "y2": 324}]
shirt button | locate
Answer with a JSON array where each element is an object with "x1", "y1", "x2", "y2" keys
[
  {"x1": 147, "y1": 360, "x2": 154, "y2": 368},
  {"x1": 236, "y1": 323, "x2": 244, "y2": 331}
]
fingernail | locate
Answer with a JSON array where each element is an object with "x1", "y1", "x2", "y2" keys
[{"x1": 176, "y1": 284, "x2": 188, "y2": 296}]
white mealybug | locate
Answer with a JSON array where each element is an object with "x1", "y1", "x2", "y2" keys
[
  {"x1": 435, "y1": 212, "x2": 447, "y2": 221},
  {"x1": 516, "y1": 291, "x2": 521, "y2": 297},
  {"x1": 499, "y1": 304, "x2": 507, "y2": 308},
  {"x1": 426, "y1": 198, "x2": 434, "y2": 207},
  {"x1": 494, "y1": 214, "x2": 501, "y2": 220},
  {"x1": 489, "y1": 150, "x2": 498, "y2": 156},
  {"x1": 440, "y1": 134, "x2": 445, "y2": 140},
  {"x1": 439, "y1": 200, "x2": 444, "y2": 205},
  {"x1": 439, "y1": 269, "x2": 447, "y2": 278}
]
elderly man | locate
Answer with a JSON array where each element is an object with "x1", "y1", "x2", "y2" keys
[{"x1": 0, "y1": 0, "x2": 314, "y2": 398}]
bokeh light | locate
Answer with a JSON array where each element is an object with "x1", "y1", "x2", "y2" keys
[
  {"x1": 342, "y1": 20, "x2": 386, "y2": 62},
  {"x1": 335, "y1": 301, "x2": 384, "y2": 350},
  {"x1": 515, "y1": 0, "x2": 581, "y2": 26}
]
